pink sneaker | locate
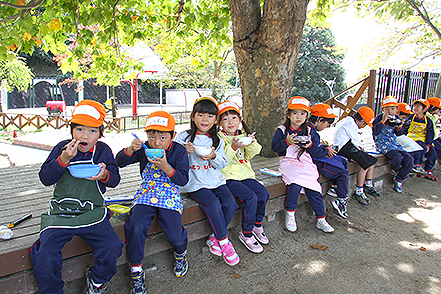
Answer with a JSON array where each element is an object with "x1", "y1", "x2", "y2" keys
[
  {"x1": 239, "y1": 232, "x2": 263, "y2": 253},
  {"x1": 220, "y1": 241, "x2": 240, "y2": 266},
  {"x1": 252, "y1": 226, "x2": 269, "y2": 245},
  {"x1": 206, "y1": 235, "x2": 222, "y2": 256}
]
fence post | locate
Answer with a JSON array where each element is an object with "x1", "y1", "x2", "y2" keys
[
  {"x1": 403, "y1": 71, "x2": 411, "y2": 104},
  {"x1": 368, "y1": 69, "x2": 376, "y2": 110},
  {"x1": 422, "y1": 72, "x2": 429, "y2": 100},
  {"x1": 385, "y1": 69, "x2": 392, "y2": 96}
]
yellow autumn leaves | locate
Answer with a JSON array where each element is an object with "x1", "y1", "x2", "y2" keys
[
  {"x1": 48, "y1": 19, "x2": 62, "y2": 32},
  {"x1": 8, "y1": 18, "x2": 62, "y2": 51}
]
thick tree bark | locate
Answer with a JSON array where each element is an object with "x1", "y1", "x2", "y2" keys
[{"x1": 229, "y1": 0, "x2": 309, "y2": 156}]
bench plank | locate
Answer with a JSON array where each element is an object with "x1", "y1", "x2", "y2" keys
[{"x1": 0, "y1": 127, "x2": 393, "y2": 293}]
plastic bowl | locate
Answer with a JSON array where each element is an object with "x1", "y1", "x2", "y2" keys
[
  {"x1": 145, "y1": 148, "x2": 165, "y2": 160},
  {"x1": 67, "y1": 164, "x2": 101, "y2": 178},
  {"x1": 237, "y1": 136, "x2": 253, "y2": 146},
  {"x1": 193, "y1": 146, "x2": 212, "y2": 156}
]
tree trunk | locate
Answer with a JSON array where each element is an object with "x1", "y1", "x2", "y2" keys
[{"x1": 229, "y1": 0, "x2": 308, "y2": 156}]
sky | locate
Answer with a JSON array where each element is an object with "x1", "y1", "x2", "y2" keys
[{"x1": 327, "y1": 7, "x2": 441, "y2": 84}]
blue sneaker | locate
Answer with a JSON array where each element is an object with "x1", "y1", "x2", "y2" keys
[
  {"x1": 83, "y1": 266, "x2": 106, "y2": 294},
  {"x1": 352, "y1": 191, "x2": 370, "y2": 205},
  {"x1": 131, "y1": 270, "x2": 146, "y2": 294},
  {"x1": 174, "y1": 251, "x2": 188, "y2": 277},
  {"x1": 394, "y1": 177, "x2": 403, "y2": 193},
  {"x1": 363, "y1": 184, "x2": 381, "y2": 197}
]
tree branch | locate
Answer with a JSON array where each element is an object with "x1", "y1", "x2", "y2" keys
[
  {"x1": 404, "y1": 0, "x2": 441, "y2": 41},
  {"x1": 0, "y1": 0, "x2": 44, "y2": 10},
  {"x1": 0, "y1": 0, "x2": 44, "y2": 24},
  {"x1": 112, "y1": 0, "x2": 121, "y2": 49}
]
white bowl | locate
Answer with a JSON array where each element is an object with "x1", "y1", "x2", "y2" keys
[
  {"x1": 193, "y1": 146, "x2": 212, "y2": 156},
  {"x1": 237, "y1": 136, "x2": 252, "y2": 146}
]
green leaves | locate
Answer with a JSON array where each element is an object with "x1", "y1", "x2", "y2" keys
[
  {"x1": 0, "y1": 52, "x2": 34, "y2": 92},
  {"x1": 0, "y1": 0, "x2": 235, "y2": 89}
]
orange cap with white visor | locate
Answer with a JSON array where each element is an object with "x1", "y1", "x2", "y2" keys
[
  {"x1": 382, "y1": 96, "x2": 399, "y2": 108},
  {"x1": 144, "y1": 111, "x2": 176, "y2": 132},
  {"x1": 357, "y1": 106, "x2": 375, "y2": 128},
  {"x1": 398, "y1": 103, "x2": 412, "y2": 114},
  {"x1": 288, "y1": 96, "x2": 311, "y2": 112},
  {"x1": 70, "y1": 100, "x2": 106, "y2": 127},
  {"x1": 310, "y1": 103, "x2": 337, "y2": 118}
]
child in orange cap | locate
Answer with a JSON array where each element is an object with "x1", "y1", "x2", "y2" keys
[
  {"x1": 397, "y1": 102, "x2": 413, "y2": 129},
  {"x1": 116, "y1": 111, "x2": 190, "y2": 292},
  {"x1": 426, "y1": 97, "x2": 441, "y2": 172},
  {"x1": 334, "y1": 106, "x2": 380, "y2": 205},
  {"x1": 272, "y1": 97, "x2": 334, "y2": 233},
  {"x1": 217, "y1": 101, "x2": 270, "y2": 253},
  {"x1": 372, "y1": 96, "x2": 414, "y2": 192},
  {"x1": 32, "y1": 99, "x2": 123, "y2": 294},
  {"x1": 401, "y1": 99, "x2": 438, "y2": 180},
  {"x1": 176, "y1": 96, "x2": 240, "y2": 266},
  {"x1": 308, "y1": 103, "x2": 350, "y2": 218}
]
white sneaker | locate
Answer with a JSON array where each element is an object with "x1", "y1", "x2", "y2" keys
[
  {"x1": 326, "y1": 186, "x2": 338, "y2": 197},
  {"x1": 285, "y1": 211, "x2": 297, "y2": 232},
  {"x1": 316, "y1": 218, "x2": 334, "y2": 233}
]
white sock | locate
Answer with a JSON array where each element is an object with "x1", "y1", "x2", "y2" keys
[
  {"x1": 218, "y1": 237, "x2": 229, "y2": 246},
  {"x1": 364, "y1": 180, "x2": 373, "y2": 187},
  {"x1": 356, "y1": 186, "x2": 364, "y2": 194},
  {"x1": 91, "y1": 279, "x2": 103, "y2": 288},
  {"x1": 131, "y1": 265, "x2": 143, "y2": 273}
]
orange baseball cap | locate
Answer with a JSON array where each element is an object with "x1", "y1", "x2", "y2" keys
[
  {"x1": 398, "y1": 103, "x2": 412, "y2": 115},
  {"x1": 428, "y1": 97, "x2": 441, "y2": 109},
  {"x1": 382, "y1": 96, "x2": 399, "y2": 107},
  {"x1": 70, "y1": 99, "x2": 106, "y2": 127},
  {"x1": 357, "y1": 106, "x2": 375, "y2": 127},
  {"x1": 310, "y1": 103, "x2": 337, "y2": 118},
  {"x1": 413, "y1": 99, "x2": 430, "y2": 110},
  {"x1": 194, "y1": 96, "x2": 218, "y2": 107},
  {"x1": 288, "y1": 96, "x2": 311, "y2": 112},
  {"x1": 145, "y1": 111, "x2": 176, "y2": 132}
]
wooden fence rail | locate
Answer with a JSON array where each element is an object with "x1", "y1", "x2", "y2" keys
[
  {"x1": 0, "y1": 111, "x2": 191, "y2": 133},
  {"x1": 0, "y1": 113, "x2": 122, "y2": 132}
]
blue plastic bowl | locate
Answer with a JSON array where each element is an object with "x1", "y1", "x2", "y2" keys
[
  {"x1": 67, "y1": 164, "x2": 101, "y2": 178},
  {"x1": 145, "y1": 148, "x2": 165, "y2": 160}
]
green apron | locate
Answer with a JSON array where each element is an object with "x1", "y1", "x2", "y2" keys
[{"x1": 40, "y1": 166, "x2": 107, "y2": 231}]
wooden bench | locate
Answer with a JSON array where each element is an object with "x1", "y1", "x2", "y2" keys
[{"x1": 0, "y1": 150, "x2": 392, "y2": 293}]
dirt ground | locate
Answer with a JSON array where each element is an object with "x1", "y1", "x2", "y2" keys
[{"x1": 63, "y1": 168, "x2": 441, "y2": 294}]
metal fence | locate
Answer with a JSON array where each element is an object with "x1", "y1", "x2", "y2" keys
[
  {"x1": 118, "y1": 111, "x2": 192, "y2": 132},
  {"x1": 374, "y1": 68, "x2": 440, "y2": 113}
]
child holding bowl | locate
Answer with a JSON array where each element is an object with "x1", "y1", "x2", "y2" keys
[
  {"x1": 218, "y1": 101, "x2": 270, "y2": 253},
  {"x1": 116, "y1": 111, "x2": 190, "y2": 293},
  {"x1": 32, "y1": 100, "x2": 123, "y2": 294},
  {"x1": 176, "y1": 96, "x2": 240, "y2": 266}
]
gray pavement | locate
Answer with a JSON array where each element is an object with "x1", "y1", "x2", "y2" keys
[
  {"x1": 0, "y1": 124, "x2": 190, "y2": 169},
  {"x1": 0, "y1": 141, "x2": 50, "y2": 167}
]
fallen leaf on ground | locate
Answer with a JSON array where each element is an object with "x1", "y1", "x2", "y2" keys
[
  {"x1": 417, "y1": 201, "x2": 427, "y2": 206},
  {"x1": 420, "y1": 246, "x2": 427, "y2": 251},
  {"x1": 229, "y1": 271, "x2": 241, "y2": 278},
  {"x1": 310, "y1": 243, "x2": 328, "y2": 250}
]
